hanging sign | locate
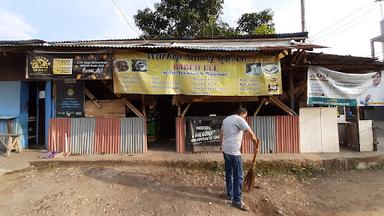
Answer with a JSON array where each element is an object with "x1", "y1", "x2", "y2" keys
[
  {"x1": 113, "y1": 51, "x2": 282, "y2": 96},
  {"x1": 27, "y1": 53, "x2": 112, "y2": 80},
  {"x1": 307, "y1": 66, "x2": 384, "y2": 106}
]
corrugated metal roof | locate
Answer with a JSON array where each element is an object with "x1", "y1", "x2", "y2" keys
[
  {"x1": 0, "y1": 32, "x2": 323, "y2": 52},
  {"x1": 303, "y1": 52, "x2": 384, "y2": 73},
  {"x1": 49, "y1": 32, "x2": 309, "y2": 44}
]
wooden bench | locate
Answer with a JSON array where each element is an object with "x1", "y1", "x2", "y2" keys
[{"x1": 0, "y1": 134, "x2": 21, "y2": 157}]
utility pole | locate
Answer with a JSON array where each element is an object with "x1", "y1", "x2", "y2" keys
[
  {"x1": 371, "y1": 0, "x2": 384, "y2": 60},
  {"x1": 301, "y1": 0, "x2": 306, "y2": 32}
]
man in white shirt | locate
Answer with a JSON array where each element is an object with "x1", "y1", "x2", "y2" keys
[{"x1": 220, "y1": 107, "x2": 258, "y2": 211}]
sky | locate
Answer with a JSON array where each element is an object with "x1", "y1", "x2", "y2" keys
[{"x1": 0, "y1": 0, "x2": 383, "y2": 59}]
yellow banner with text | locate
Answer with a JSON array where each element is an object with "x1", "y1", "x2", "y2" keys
[{"x1": 113, "y1": 51, "x2": 282, "y2": 96}]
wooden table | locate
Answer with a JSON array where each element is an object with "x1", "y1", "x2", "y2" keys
[
  {"x1": 0, "y1": 134, "x2": 21, "y2": 157},
  {"x1": 0, "y1": 116, "x2": 21, "y2": 157}
]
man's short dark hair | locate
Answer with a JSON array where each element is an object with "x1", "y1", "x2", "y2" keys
[{"x1": 234, "y1": 107, "x2": 247, "y2": 114}]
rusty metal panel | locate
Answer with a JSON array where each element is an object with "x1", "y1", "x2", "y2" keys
[
  {"x1": 120, "y1": 117, "x2": 146, "y2": 154},
  {"x1": 48, "y1": 118, "x2": 71, "y2": 152},
  {"x1": 70, "y1": 118, "x2": 95, "y2": 154},
  {"x1": 94, "y1": 118, "x2": 120, "y2": 154},
  {"x1": 276, "y1": 116, "x2": 299, "y2": 153},
  {"x1": 243, "y1": 116, "x2": 276, "y2": 154},
  {"x1": 176, "y1": 117, "x2": 186, "y2": 154}
]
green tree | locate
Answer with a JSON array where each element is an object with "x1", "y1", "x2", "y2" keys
[
  {"x1": 134, "y1": 1, "x2": 276, "y2": 38},
  {"x1": 237, "y1": 9, "x2": 276, "y2": 35},
  {"x1": 252, "y1": 23, "x2": 276, "y2": 35},
  {"x1": 198, "y1": 16, "x2": 238, "y2": 37},
  {"x1": 134, "y1": 0, "x2": 224, "y2": 38}
]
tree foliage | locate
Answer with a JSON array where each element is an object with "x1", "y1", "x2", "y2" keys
[
  {"x1": 237, "y1": 9, "x2": 275, "y2": 35},
  {"x1": 134, "y1": 0, "x2": 224, "y2": 38},
  {"x1": 134, "y1": 1, "x2": 275, "y2": 38}
]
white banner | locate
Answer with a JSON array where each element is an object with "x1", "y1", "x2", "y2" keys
[{"x1": 307, "y1": 66, "x2": 384, "y2": 106}]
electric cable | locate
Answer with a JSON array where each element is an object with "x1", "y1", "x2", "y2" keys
[
  {"x1": 310, "y1": 3, "x2": 376, "y2": 41},
  {"x1": 110, "y1": 0, "x2": 148, "y2": 43}
]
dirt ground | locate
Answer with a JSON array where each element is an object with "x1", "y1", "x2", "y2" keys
[{"x1": 0, "y1": 164, "x2": 383, "y2": 216}]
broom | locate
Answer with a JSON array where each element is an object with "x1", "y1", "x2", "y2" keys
[{"x1": 243, "y1": 138, "x2": 260, "y2": 192}]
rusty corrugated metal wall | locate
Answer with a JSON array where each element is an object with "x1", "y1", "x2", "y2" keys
[
  {"x1": 241, "y1": 116, "x2": 299, "y2": 154},
  {"x1": 176, "y1": 117, "x2": 186, "y2": 154},
  {"x1": 49, "y1": 118, "x2": 71, "y2": 153},
  {"x1": 276, "y1": 116, "x2": 299, "y2": 153},
  {"x1": 49, "y1": 117, "x2": 146, "y2": 154}
]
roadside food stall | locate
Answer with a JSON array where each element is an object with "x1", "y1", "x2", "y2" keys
[
  {"x1": 2, "y1": 33, "x2": 326, "y2": 155},
  {"x1": 112, "y1": 49, "x2": 302, "y2": 154}
]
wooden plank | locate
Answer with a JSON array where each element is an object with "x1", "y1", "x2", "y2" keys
[
  {"x1": 181, "y1": 103, "x2": 191, "y2": 117},
  {"x1": 103, "y1": 82, "x2": 144, "y2": 117},
  {"x1": 175, "y1": 95, "x2": 259, "y2": 104},
  {"x1": 85, "y1": 100, "x2": 125, "y2": 117},
  {"x1": 85, "y1": 88, "x2": 101, "y2": 108},
  {"x1": 142, "y1": 95, "x2": 146, "y2": 117},
  {"x1": 121, "y1": 98, "x2": 144, "y2": 117},
  {"x1": 269, "y1": 96, "x2": 297, "y2": 116},
  {"x1": 253, "y1": 97, "x2": 267, "y2": 116}
]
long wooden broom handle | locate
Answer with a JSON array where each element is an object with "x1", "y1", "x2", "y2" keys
[{"x1": 251, "y1": 139, "x2": 260, "y2": 165}]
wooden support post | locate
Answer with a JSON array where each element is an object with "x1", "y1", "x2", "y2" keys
[
  {"x1": 269, "y1": 96, "x2": 297, "y2": 116},
  {"x1": 141, "y1": 95, "x2": 146, "y2": 117},
  {"x1": 181, "y1": 103, "x2": 191, "y2": 117},
  {"x1": 120, "y1": 98, "x2": 144, "y2": 117},
  {"x1": 289, "y1": 70, "x2": 295, "y2": 111},
  {"x1": 103, "y1": 82, "x2": 144, "y2": 117},
  {"x1": 85, "y1": 88, "x2": 101, "y2": 108},
  {"x1": 178, "y1": 105, "x2": 181, "y2": 117},
  {"x1": 253, "y1": 97, "x2": 267, "y2": 116}
]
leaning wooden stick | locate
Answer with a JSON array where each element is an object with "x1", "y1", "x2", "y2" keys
[{"x1": 243, "y1": 138, "x2": 260, "y2": 192}]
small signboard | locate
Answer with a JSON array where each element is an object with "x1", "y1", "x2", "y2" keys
[
  {"x1": 185, "y1": 116, "x2": 225, "y2": 147},
  {"x1": 56, "y1": 80, "x2": 85, "y2": 117},
  {"x1": 27, "y1": 53, "x2": 112, "y2": 80}
]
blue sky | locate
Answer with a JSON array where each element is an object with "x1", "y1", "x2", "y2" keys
[{"x1": 0, "y1": 0, "x2": 382, "y2": 58}]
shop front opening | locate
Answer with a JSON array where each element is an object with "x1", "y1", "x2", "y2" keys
[
  {"x1": 146, "y1": 95, "x2": 177, "y2": 151},
  {"x1": 28, "y1": 81, "x2": 46, "y2": 149}
]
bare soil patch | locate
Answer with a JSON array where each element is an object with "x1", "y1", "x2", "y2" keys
[{"x1": 0, "y1": 164, "x2": 383, "y2": 216}]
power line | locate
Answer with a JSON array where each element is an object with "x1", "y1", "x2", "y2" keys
[
  {"x1": 310, "y1": 2, "x2": 376, "y2": 41},
  {"x1": 311, "y1": 7, "x2": 376, "y2": 43},
  {"x1": 110, "y1": 0, "x2": 148, "y2": 43}
]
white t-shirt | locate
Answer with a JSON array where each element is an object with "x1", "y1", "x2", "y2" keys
[{"x1": 221, "y1": 114, "x2": 250, "y2": 155}]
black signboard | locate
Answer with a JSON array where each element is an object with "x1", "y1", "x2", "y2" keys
[
  {"x1": 27, "y1": 53, "x2": 112, "y2": 80},
  {"x1": 185, "y1": 116, "x2": 225, "y2": 146},
  {"x1": 56, "y1": 80, "x2": 85, "y2": 117}
]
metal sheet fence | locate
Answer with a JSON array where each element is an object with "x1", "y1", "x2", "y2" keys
[
  {"x1": 70, "y1": 118, "x2": 95, "y2": 154},
  {"x1": 120, "y1": 117, "x2": 146, "y2": 154},
  {"x1": 175, "y1": 116, "x2": 299, "y2": 154},
  {"x1": 243, "y1": 116, "x2": 276, "y2": 154},
  {"x1": 243, "y1": 116, "x2": 299, "y2": 154},
  {"x1": 276, "y1": 116, "x2": 299, "y2": 153},
  {"x1": 49, "y1": 117, "x2": 146, "y2": 154}
]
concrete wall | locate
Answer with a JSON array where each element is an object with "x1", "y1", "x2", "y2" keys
[
  {"x1": 300, "y1": 107, "x2": 339, "y2": 153},
  {"x1": 0, "y1": 81, "x2": 21, "y2": 116}
]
